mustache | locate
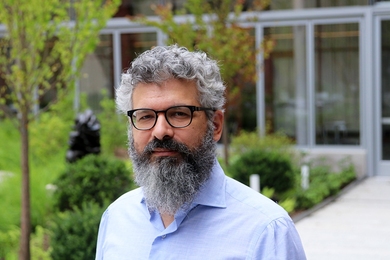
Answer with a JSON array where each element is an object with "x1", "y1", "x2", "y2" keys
[{"x1": 143, "y1": 138, "x2": 192, "y2": 156}]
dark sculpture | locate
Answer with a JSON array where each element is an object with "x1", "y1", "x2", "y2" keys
[{"x1": 66, "y1": 109, "x2": 101, "y2": 163}]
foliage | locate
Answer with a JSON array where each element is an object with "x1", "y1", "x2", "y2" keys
[
  {"x1": 29, "y1": 92, "x2": 87, "y2": 163},
  {"x1": 0, "y1": 123, "x2": 48, "y2": 232},
  {"x1": 50, "y1": 202, "x2": 105, "y2": 260},
  {"x1": 0, "y1": 118, "x2": 20, "y2": 172},
  {"x1": 230, "y1": 128, "x2": 294, "y2": 158},
  {"x1": 30, "y1": 115, "x2": 69, "y2": 161},
  {"x1": 98, "y1": 89, "x2": 128, "y2": 157},
  {"x1": 0, "y1": 225, "x2": 52, "y2": 260},
  {"x1": 0, "y1": 0, "x2": 120, "y2": 118},
  {"x1": 278, "y1": 197, "x2": 296, "y2": 214},
  {"x1": 31, "y1": 226, "x2": 52, "y2": 260},
  {"x1": 227, "y1": 129, "x2": 357, "y2": 214},
  {"x1": 261, "y1": 187, "x2": 275, "y2": 199},
  {"x1": 0, "y1": 93, "x2": 86, "y2": 232},
  {"x1": 0, "y1": 148, "x2": 69, "y2": 231},
  {"x1": 260, "y1": 187, "x2": 296, "y2": 214},
  {"x1": 136, "y1": 0, "x2": 260, "y2": 89},
  {"x1": 0, "y1": 0, "x2": 121, "y2": 257},
  {"x1": 53, "y1": 154, "x2": 133, "y2": 212},
  {"x1": 229, "y1": 148, "x2": 296, "y2": 194},
  {"x1": 0, "y1": 171, "x2": 21, "y2": 231},
  {"x1": 0, "y1": 96, "x2": 130, "y2": 258},
  {"x1": 295, "y1": 164, "x2": 356, "y2": 210},
  {"x1": 0, "y1": 226, "x2": 19, "y2": 259}
]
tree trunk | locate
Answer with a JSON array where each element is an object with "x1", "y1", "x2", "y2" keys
[{"x1": 19, "y1": 111, "x2": 31, "y2": 260}]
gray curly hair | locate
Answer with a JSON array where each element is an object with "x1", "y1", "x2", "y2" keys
[{"x1": 116, "y1": 45, "x2": 226, "y2": 116}]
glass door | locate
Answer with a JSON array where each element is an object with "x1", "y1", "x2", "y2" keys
[
  {"x1": 314, "y1": 22, "x2": 360, "y2": 145},
  {"x1": 262, "y1": 25, "x2": 309, "y2": 145},
  {"x1": 379, "y1": 19, "x2": 390, "y2": 175}
]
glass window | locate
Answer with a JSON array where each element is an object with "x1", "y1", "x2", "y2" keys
[
  {"x1": 268, "y1": 0, "x2": 368, "y2": 10},
  {"x1": 264, "y1": 25, "x2": 308, "y2": 145},
  {"x1": 381, "y1": 20, "x2": 390, "y2": 159},
  {"x1": 80, "y1": 34, "x2": 114, "y2": 111},
  {"x1": 114, "y1": 0, "x2": 372, "y2": 16},
  {"x1": 314, "y1": 23, "x2": 360, "y2": 145},
  {"x1": 120, "y1": 32, "x2": 157, "y2": 70},
  {"x1": 79, "y1": 32, "x2": 157, "y2": 112},
  {"x1": 114, "y1": 0, "x2": 187, "y2": 17},
  {"x1": 226, "y1": 27, "x2": 257, "y2": 133}
]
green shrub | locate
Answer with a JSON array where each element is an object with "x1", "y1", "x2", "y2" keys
[
  {"x1": 260, "y1": 187, "x2": 296, "y2": 214},
  {"x1": 230, "y1": 129, "x2": 294, "y2": 158},
  {"x1": 30, "y1": 91, "x2": 88, "y2": 163},
  {"x1": 30, "y1": 113, "x2": 70, "y2": 163},
  {"x1": 98, "y1": 89, "x2": 128, "y2": 157},
  {"x1": 278, "y1": 197, "x2": 296, "y2": 214},
  {"x1": 0, "y1": 226, "x2": 19, "y2": 259},
  {"x1": 295, "y1": 164, "x2": 356, "y2": 210},
  {"x1": 53, "y1": 154, "x2": 133, "y2": 212},
  {"x1": 50, "y1": 202, "x2": 105, "y2": 260},
  {"x1": 31, "y1": 226, "x2": 52, "y2": 260},
  {"x1": 295, "y1": 182, "x2": 330, "y2": 209},
  {"x1": 229, "y1": 149, "x2": 295, "y2": 194}
]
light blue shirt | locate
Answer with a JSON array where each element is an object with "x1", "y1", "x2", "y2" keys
[{"x1": 95, "y1": 160, "x2": 306, "y2": 259}]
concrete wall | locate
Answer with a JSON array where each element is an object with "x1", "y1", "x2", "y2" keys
[{"x1": 297, "y1": 148, "x2": 367, "y2": 179}]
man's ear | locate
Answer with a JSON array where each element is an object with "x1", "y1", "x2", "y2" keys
[{"x1": 212, "y1": 110, "x2": 224, "y2": 142}]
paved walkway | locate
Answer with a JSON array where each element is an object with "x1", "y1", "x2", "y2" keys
[{"x1": 295, "y1": 176, "x2": 390, "y2": 260}]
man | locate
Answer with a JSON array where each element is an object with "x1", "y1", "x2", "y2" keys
[{"x1": 95, "y1": 45, "x2": 306, "y2": 259}]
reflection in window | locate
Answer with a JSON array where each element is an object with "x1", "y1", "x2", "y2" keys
[
  {"x1": 114, "y1": 0, "x2": 186, "y2": 17},
  {"x1": 268, "y1": 0, "x2": 368, "y2": 10},
  {"x1": 121, "y1": 33, "x2": 157, "y2": 71},
  {"x1": 264, "y1": 26, "x2": 307, "y2": 145},
  {"x1": 80, "y1": 34, "x2": 114, "y2": 111},
  {"x1": 315, "y1": 23, "x2": 360, "y2": 145},
  {"x1": 381, "y1": 20, "x2": 390, "y2": 159}
]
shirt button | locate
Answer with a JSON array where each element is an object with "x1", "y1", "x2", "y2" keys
[{"x1": 162, "y1": 235, "x2": 166, "y2": 239}]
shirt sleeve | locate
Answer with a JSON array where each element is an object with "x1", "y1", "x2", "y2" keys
[
  {"x1": 95, "y1": 210, "x2": 109, "y2": 260},
  {"x1": 249, "y1": 217, "x2": 307, "y2": 260}
]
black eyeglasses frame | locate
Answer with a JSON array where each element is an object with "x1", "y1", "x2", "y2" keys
[{"x1": 126, "y1": 105, "x2": 216, "y2": 130}]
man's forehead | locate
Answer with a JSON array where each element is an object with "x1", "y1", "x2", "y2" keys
[{"x1": 131, "y1": 79, "x2": 199, "y2": 108}]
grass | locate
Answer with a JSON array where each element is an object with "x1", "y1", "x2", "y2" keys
[
  {"x1": 0, "y1": 119, "x2": 20, "y2": 172},
  {"x1": 0, "y1": 119, "x2": 68, "y2": 231},
  {"x1": 0, "y1": 117, "x2": 69, "y2": 259},
  {"x1": 0, "y1": 119, "x2": 21, "y2": 231}
]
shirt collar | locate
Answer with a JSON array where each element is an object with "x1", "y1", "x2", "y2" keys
[{"x1": 192, "y1": 159, "x2": 226, "y2": 208}]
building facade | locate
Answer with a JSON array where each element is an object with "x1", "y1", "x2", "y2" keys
[
  {"x1": 2, "y1": 1, "x2": 389, "y2": 177},
  {"x1": 80, "y1": 2, "x2": 388, "y2": 177}
]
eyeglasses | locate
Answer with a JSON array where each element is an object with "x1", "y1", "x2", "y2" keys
[{"x1": 127, "y1": 105, "x2": 216, "y2": 130}]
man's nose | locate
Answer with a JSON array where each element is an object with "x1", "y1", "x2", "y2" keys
[{"x1": 152, "y1": 113, "x2": 174, "y2": 140}]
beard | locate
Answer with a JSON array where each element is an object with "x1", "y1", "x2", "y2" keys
[{"x1": 128, "y1": 127, "x2": 216, "y2": 215}]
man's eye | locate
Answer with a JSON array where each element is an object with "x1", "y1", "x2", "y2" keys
[
  {"x1": 173, "y1": 111, "x2": 190, "y2": 117},
  {"x1": 168, "y1": 108, "x2": 191, "y2": 118},
  {"x1": 138, "y1": 115, "x2": 154, "y2": 121},
  {"x1": 135, "y1": 111, "x2": 155, "y2": 121}
]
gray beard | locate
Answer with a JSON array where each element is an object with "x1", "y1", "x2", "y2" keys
[{"x1": 128, "y1": 127, "x2": 216, "y2": 215}]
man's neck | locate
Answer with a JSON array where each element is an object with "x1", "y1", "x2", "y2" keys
[{"x1": 160, "y1": 213, "x2": 174, "y2": 228}]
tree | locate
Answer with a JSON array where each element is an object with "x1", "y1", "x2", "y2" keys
[
  {"x1": 133, "y1": 0, "x2": 270, "y2": 164},
  {"x1": 0, "y1": 0, "x2": 120, "y2": 259}
]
